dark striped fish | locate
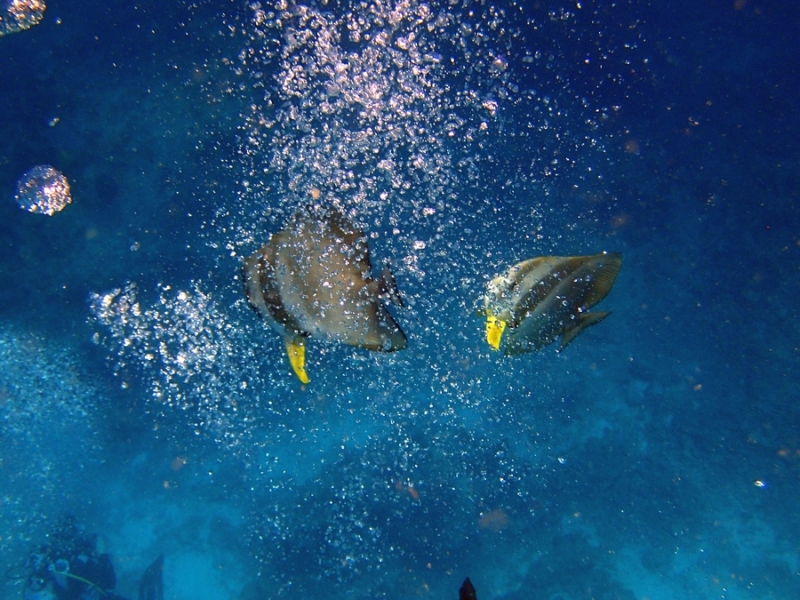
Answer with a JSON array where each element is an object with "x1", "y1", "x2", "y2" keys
[{"x1": 483, "y1": 252, "x2": 622, "y2": 355}]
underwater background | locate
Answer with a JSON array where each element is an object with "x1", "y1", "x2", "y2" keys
[{"x1": 1, "y1": 0, "x2": 799, "y2": 598}]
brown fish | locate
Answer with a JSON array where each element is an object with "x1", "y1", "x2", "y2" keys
[
  {"x1": 243, "y1": 208, "x2": 406, "y2": 382},
  {"x1": 483, "y1": 252, "x2": 622, "y2": 355}
]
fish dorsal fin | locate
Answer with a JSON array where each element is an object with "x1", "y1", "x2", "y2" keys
[
  {"x1": 579, "y1": 253, "x2": 623, "y2": 308},
  {"x1": 138, "y1": 554, "x2": 164, "y2": 600},
  {"x1": 323, "y1": 209, "x2": 373, "y2": 270},
  {"x1": 559, "y1": 311, "x2": 610, "y2": 350},
  {"x1": 459, "y1": 577, "x2": 477, "y2": 600},
  {"x1": 376, "y1": 263, "x2": 404, "y2": 307}
]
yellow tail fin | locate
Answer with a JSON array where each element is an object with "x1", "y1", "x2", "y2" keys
[
  {"x1": 285, "y1": 339, "x2": 310, "y2": 384},
  {"x1": 485, "y1": 312, "x2": 507, "y2": 351}
]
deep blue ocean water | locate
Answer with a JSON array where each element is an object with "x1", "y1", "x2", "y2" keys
[{"x1": 1, "y1": 0, "x2": 799, "y2": 598}]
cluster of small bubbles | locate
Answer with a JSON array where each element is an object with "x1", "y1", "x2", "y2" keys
[
  {"x1": 14, "y1": 165, "x2": 72, "y2": 216},
  {"x1": 90, "y1": 278, "x2": 431, "y2": 458},
  {"x1": 89, "y1": 282, "x2": 266, "y2": 444},
  {"x1": 0, "y1": 326, "x2": 100, "y2": 571},
  {"x1": 0, "y1": 0, "x2": 45, "y2": 36},
  {"x1": 243, "y1": 410, "x2": 550, "y2": 592},
  {"x1": 216, "y1": 0, "x2": 523, "y2": 252}
]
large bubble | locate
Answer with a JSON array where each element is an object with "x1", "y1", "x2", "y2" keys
[
  {"x1": 0, "y1": 0, "x2": 45, "y2": 36},
  {"x1": 14, "y1": 165, "x2": 72, "y2": 216}
]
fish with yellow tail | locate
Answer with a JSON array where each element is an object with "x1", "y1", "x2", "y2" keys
[
  {"x1": 242, "y1": 207, "x2": 407, "y2": 383},
  {"x1": 482, "y1": 252, "x2": 622, "y2": 355}
]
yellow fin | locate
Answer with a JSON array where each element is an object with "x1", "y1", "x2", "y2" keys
[
  {"x1": 285, "y1": 339, "x2": 310, "y2": 384},
  {"x1": 486, "y1": 313, "x2": 507, "y2": 351}
]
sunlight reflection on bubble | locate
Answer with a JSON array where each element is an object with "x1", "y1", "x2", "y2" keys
[
  {"x1": 216, "y1": 0, "x2": 520, "y2": 249},
  {"x1": 14, "y1": 165, "x2": 72, "y2": 216},
  {"x1": 0, "y1": 0, "x2": 45, "y2": 36}
]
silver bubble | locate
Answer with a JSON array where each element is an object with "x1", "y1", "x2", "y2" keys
[
  {"x1": 14, "y1": 165, "x2": 72, "y2": 216},
  {"x1": 0, "y1": 0, "x2": 46, "y2": 36}
]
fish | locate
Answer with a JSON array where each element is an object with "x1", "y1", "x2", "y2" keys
[
  {"x1": 242, "y1": 207, "x2": 407, "y2": 383},
  {"x1": 482, "y1": 252, "x2": 622, "y2": 355}
]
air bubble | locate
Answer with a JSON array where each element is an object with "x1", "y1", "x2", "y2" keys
[
  {"x1": 14, "y1": 165, "x2": 72, "y2": 216},
  {"x1": 0, "y1": 0, "x2": 45, "y2": 36}
]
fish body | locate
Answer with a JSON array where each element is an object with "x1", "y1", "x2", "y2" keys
[
  {"x1": 243, "y1": 209, "x2": 406, "y2": 382},
  {"x1": 483, "y1": 252, "x2": 622, "y2": 355}
]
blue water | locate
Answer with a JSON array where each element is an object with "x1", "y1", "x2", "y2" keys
[{"x1": 1, "y1": 0, "x2": 799, "y2": 598}]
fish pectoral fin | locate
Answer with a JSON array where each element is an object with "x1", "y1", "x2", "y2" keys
[
  {"x1": 486, "y1": 312, "x2": 507, "y2": 351},
  {"x1": 284, "y1": 338, "x2": 310, "y2": 384},
  {"x1": 559, "y1": 311, "x2": 610, "y2": 351}
]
